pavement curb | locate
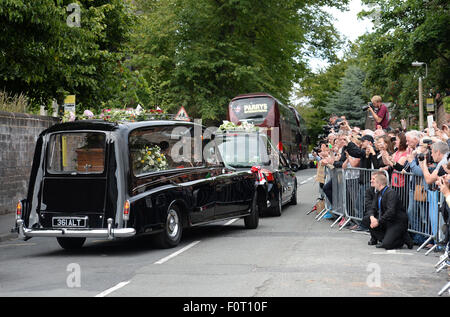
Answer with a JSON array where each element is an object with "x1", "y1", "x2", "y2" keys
[
  {"x1": 0, "y1": 212, "x2": 18, "y2": 242},
  {"x1": 0, "y1": 232, "x2": 18, "y2": 243}
]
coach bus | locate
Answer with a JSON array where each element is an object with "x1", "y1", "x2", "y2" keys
[{"x1": 227, "y1": 92, "x2": 308, "y2": 170}]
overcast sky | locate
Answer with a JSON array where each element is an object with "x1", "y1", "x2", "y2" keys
[
  {"x1": 291, "y1": 0, "x2": 373, "y2": 105},
  {"x1": 308, "y1": 0, "x2": 373, "y2": 72}
]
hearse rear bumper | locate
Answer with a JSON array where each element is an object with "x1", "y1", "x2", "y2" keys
[{"x1": 16, "y1": 219, "x2": 136, "y2": 240}]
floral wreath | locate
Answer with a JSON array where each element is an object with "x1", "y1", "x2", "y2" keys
[
  {"x1": 217, "y1": 120, "x2": 259, "y2": 132},
  {"x1": 62, "y1": 105, "x2": 168, "y2": 123}
]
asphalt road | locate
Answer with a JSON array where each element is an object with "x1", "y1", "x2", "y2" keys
[{"x1": 0, "y1": 168, "x2": 447, "y2": 297}]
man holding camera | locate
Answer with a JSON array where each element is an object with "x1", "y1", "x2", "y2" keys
[
  {"x1": 366, "y1": 95, "x2": 390, "y2": 130},
  {"x1": 419, "y1": 141, "x2": 449, "y2": 185}
]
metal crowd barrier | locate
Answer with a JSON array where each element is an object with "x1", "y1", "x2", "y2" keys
[
  {"x1": 390, "y1": 171, "x2": 444, "y2": 255},
  {"x1": 312, "y1": 165, "x2": 450, "y2": 296},
  {"x1": 314, "y1": 166, "x2": 346, "y2": 228},
  {"x1": 343, "y1": 167, "x2": 389, "y2": 229},
  {"x1": 313, "y1": 166, "x2": 445, "y2": 254},
  {"x1": 312, "y1": 165, "x2": 330, "y2": 219}
]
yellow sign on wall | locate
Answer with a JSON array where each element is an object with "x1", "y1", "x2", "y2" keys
[
  {"x1": 64, "y1": 95, "x2": 76, "y2": 105},
  {"x1": 426, "y1": 98, "x2": 434, "y2": 112}
]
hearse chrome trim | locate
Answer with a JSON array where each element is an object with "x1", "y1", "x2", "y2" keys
[
  {"x1": 190, "y1": 212, "x2": 251, "y2": 227},
  {"x1": 16, "y1": 219, "x2": 135, "y2": 240}
]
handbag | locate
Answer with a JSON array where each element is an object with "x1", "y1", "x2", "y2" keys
[
  {"x1": 316, "y1": 161, "x2": 325, "y2": 184},
  {"x1": 315, "y1": 199, "x2": 325, "y2": 214},
  {"x1": 414, "y1": 183, "x2": 427, "y2": 202}
]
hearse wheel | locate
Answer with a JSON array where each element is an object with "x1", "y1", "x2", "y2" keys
[
  {"x1": 244, "y1": 192, "x2": 260, "y2": 229},
  {"x1": 57, "y1": 237, "x2": 86, "y2": 250},
  {"x1": 154, "y1": 205, "x2": 183, "y2": 249}
]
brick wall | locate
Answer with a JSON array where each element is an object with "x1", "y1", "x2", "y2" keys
[{"x1": 0, "y1": 111, "x2": 60, "y2": 215}]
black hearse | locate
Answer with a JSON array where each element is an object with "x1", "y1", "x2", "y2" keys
[
  {"x1": 15, "y1": 120, "x2": 260, "y2": 249},
  {"x1": 215, "y1": 130, "x2": 297, "y2": 217}
]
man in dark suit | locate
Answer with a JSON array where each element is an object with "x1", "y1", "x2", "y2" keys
[{"x1": 368, "y1": 172, "x2": 414, "y2": 250}]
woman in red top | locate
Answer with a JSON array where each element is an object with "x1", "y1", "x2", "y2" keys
[{"x1": 382, "y1": 133, "x2": 409, "y2": 206}]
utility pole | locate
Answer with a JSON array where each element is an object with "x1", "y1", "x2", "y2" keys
[{"x1": 411, "y1": 61, "x2": 428, "y2": 131}]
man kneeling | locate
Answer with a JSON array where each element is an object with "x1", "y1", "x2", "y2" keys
[{"x1": 368, "y1": 172, "x2": 413, "y2": 250}]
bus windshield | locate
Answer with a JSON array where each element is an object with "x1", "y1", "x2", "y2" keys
[{"x1": 229, "y1": 97, "x2": 274, "y2": 123}]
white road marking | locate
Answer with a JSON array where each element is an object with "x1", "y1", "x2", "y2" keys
[
  {"x1": 299, "y1": 176, "x2": 314, "y2": 185},
  {"x1": 224, "y1": 218, "x2": 238, "y2": 226},
  {"x1": 154, "y1": 240, "x2": 201, "y2": 265},
  {"x1": 96, "y1": 217, "x2": 237, "y2": 296},
  {"x1": 0, "y1": 243, "x2": 36, "y2": 248},
  {"x1": 95, "y1": 281, "x2": 130, "y2": 297},
  {"x1": 372, "y1": 250, "x2": 414, "y2": 255}
]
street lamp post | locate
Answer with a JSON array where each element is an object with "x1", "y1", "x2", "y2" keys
[{"x1": 411, "y1": 61, "x2": 428, "y2": 131}]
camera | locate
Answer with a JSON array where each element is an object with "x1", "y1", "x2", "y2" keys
[
  {"x1": 418, "y1": 152, "x2": 434, "y2": 163},
  {"x1": 362, "y1": 102, "x2": 374, "y2": 111},
  {"x1": 322, "y1": 125, "x2": 331, "y2": 134},
  {"x1": 417, "y1": 139, "x2": 435, "y2": 164}
]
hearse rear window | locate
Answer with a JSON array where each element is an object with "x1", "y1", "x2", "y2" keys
[
  {"x1": 129, "y1": 126, "x2": 201, "y2": 176},
  {"x1": 47, "y1": 132, "x2": 106, "y2": 174}
]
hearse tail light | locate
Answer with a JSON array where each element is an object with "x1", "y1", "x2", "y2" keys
[
  {"x1": 261, "y1": 169, "x2": 274, "y2": 182},
  {"x1": 123, "y1": 200, "x2": 130, "y2": 221},
  {"x1": 16, "y1": 201, "x2": 22, "y2": 220}
]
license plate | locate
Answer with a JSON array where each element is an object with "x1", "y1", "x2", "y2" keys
[{"x1": 52, "y1": 217, "x2": 87, "y2": 228}]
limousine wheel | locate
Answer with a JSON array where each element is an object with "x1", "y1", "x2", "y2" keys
[
  {"x1": 244, "y1": 193, "x2": 259, "y2": 229},
  {"x1": 154, "y1": 205, "x2": 183, "y2": 249},
  {"x1": 290, "y1": 180, "x2": 298, "y2": 205},
  {"x1": 56, "y1": 237, "x2": 86, "y2": 250},
  {"x1": 270, "y1": 190, "x2": 282, "y2": 217}
]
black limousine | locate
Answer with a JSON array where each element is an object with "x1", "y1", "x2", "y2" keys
[
  {"x1": 15, "y1": 120, "x2": 261, "y2": 249},
  {"x1": 215, "y1": 130, "x2": 297, "y2": 217}
]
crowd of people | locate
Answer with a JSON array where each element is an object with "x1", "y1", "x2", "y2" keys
[{"x1": 311, "y1": 95, "x2": 450, "y2": 251}]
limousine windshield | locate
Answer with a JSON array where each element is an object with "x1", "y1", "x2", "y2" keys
[
  {"x1": 216, "y1": 133, "x2": 273, "y2": 168},
  {"x1": 46, "y1": 132, "x2": 106, "y2": 174}
]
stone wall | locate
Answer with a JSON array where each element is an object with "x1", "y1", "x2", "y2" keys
[{"x1": 0, "y1": 111, "x2": 60, "y2": 215}]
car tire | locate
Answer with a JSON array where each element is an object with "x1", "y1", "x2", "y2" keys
[
  {"x1": 270, "y1": 190, "x2": 282, "y2": 217},
  {"x1": 290, "y1": 179, "x2": 298, "y2": 205},
  {"x1": 244, "y1": 192, "x2": 260, "y2": 229},
  {"x1": 153, "y1": 205, "x2": 183, "y2": 249},
  {"x1": 56, "y1": 237, "x2": 86, "y2": 250}
]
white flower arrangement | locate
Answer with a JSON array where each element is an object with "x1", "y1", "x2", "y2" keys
[
  {"x1": 217, "y1": 120, "x2": 259, "y2": 132},
  {"x1": 133, "y1": 145, "x2": 168, "y2": 174},
  {"x1": 62, "y1": 105, "x2": 167, "y2": 123}
]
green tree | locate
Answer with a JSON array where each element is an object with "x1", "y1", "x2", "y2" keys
[
  {"x1": 131, "y1": 0, "x2": 349, "y2": 124},
  {"x1": 325, "y1": 65, "x2": 367, "y2": 127},
  {"x1": 0, "y1": 0, "x2": 137, "y2": 113},
  {"x1": 357, "y1": 0, "x2": 450, "y2": 121},
  {"x1": 294, "y1": 52, "x2": 353, "y2": 143}
]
